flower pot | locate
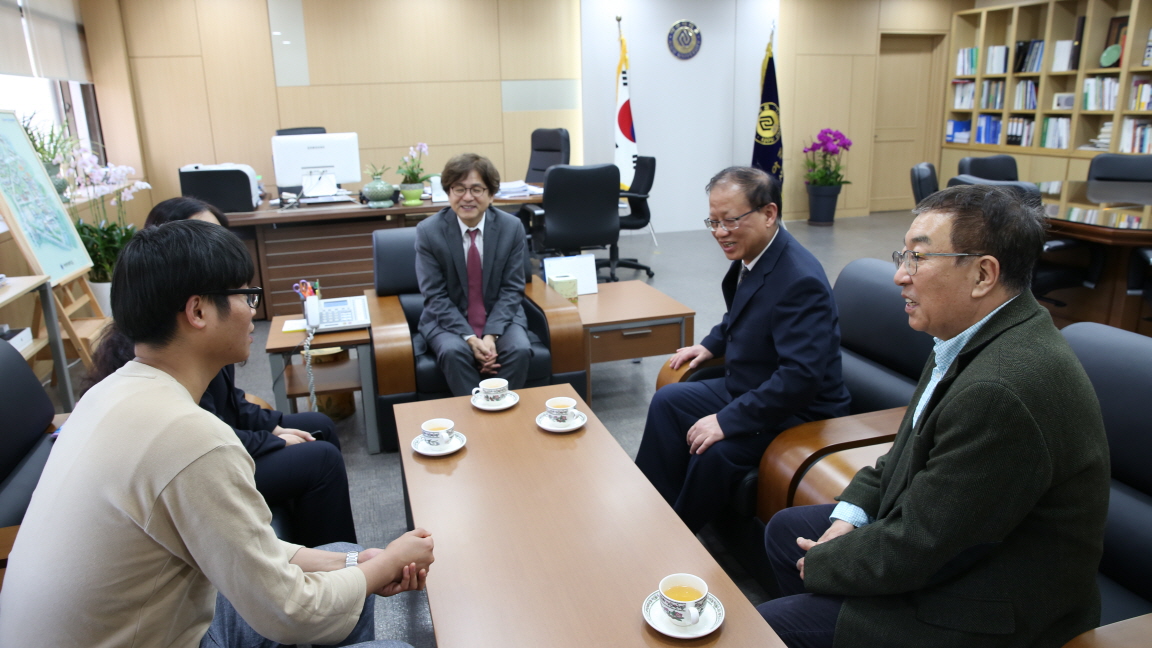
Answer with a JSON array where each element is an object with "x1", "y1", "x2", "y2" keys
[
  {"x1": 90, "y1": 281, "x2": 113, "y2": 317},
  {"x1": 42, "y1": 162, "x2": 67, "y2": 197},
  {"x1": 807, "y1": 184, "x2": 842, "y2": 226},
  {"x1": 362, "y1": 175, "x2": 394, "y2": 208},
  {"x1": 399, "y1": 183, "x2": 425, "y2": 206}
]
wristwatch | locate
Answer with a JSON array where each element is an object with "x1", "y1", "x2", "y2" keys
[{"x1": 345, "y1": 551, "x2": 359, "y2": 568}]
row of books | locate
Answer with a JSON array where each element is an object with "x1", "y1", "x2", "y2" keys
[
  {"x1": 1004, "y1": 117, "x2": 1035, "y2": 146},
  {"x1": 1013, "y1": 80, "x2": 1038, "y2": 110},
  {"x1": 1130, "y1": 77, "x2": 1152, "y2": 111},
  {"x1": 956, "y1": 47, "x2": 978, "y2": 75},
  {"x1": 1065, "y1": 207, "x2": 1144, "y2": 229},
  {"x1": 981, "y1": 80, "x2": 1005, "y2": 110},
  {"x1": 1013, "y1": 40, "x2": 1045, "y2": 73},
  {"x1": 986, "y1": 45, "x2": 1010, "y2": 74},
  {"x1": 953, "y1": 80, "x2": 975, "y2": 109},
  {"x1": 1078, "y1": 121, "x2": 1113, "y2": 151},
  {"x1": 1040, "y1": 117, "x2": 1071, "y2": 149},
  {"x1": 1120, "y1": 117, "x2": 1152, "y2": 153},
  {"x1": 1083, "y1": 76, "x2": 1119, "y2": 111},
  {"x1": 946, "y1": 119, "x2": 972, "y2": 143},
  {"x1": 975, "y1": 114, "x2": 1002, "y2": 145}
]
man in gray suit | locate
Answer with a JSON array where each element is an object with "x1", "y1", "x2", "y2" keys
[
  {"x1": 757, "y1": 185, "x2": 1110, "y2": 648},
  {"x1": 414, "y1": 154, "x2": 530, "y2": 396}
]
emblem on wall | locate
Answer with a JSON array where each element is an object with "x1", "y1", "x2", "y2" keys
[
  {"x1": 667, "y1": 20, "x2": 701, "y2": 60},
  {"x1": 755, "y1": 102, "x2": 781, "y2": 146}
]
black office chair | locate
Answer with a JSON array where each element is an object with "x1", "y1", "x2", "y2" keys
[
  {"x1": 366, "y1": 227, "x2": 587, "y2": 451},
  {"x1": 1061, "y1": 323, "x2": 1152, "y2": 626},
  {"x1": 910, "y1": 162, "x2": 939, "y2": 205},
  {"x1": 1088, "y1": 153, "x2": 1152, "y2": 181},
  {"x1": 523, "y1": 164, "x2": 622, "y2": 281},
  {"x1": 0, "y1": 339, "x2": 57, "y2": 528},
  {"x1": 958, "y1": 154, "x2": 1018, "y2": 181},
  {"x1": 1126, "y1": 248, "x2": 1152, "y2": 317},
  {"x1": 612, "y1": 155, "x2": 656, "y2": 278},
  {"x1": 275, "y1": 127, "x2": 328, "y2": 197},
  {"x1": 525, "y1": 129, "x2": 571, "y2": 183},
  {"x1": 945, "y1": 174, "x2": 1038, "y2": 198}
]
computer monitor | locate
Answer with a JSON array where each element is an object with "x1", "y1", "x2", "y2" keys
[{"x1": 271, "y1": 132, "x2": 361, "y2": 196}]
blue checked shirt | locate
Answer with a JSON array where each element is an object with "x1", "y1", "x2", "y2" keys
[{"x1": 830, "y1": 298, "x2": 1015, "y2": 527}]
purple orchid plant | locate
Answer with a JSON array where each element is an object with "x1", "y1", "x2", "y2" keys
[
  {"x1": 397, "y1": 142, "x2": 433, "y2": 185},
  {"x1": 802, "y1": 129, "x2": 853, "y2": 186}
]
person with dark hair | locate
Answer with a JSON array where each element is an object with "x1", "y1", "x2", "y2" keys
[
  {"x1": 414, "y1": 153, "x2": 530, "y2": 396},
  {"x1": 86, "y1": 196, "x2": 355, "y2": 548},
  {"x1": 635, "y1": 166, "x2": 850, "y2": 532},
  {"x1": 1, "y1": 220, "x2": 433, "y2": 648},
  {"x1": 757, "y1": 184, "x2": 1109, "y2": 648}
]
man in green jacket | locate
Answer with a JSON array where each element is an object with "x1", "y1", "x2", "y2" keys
[{"x1": 757, "y1": 184, "x2": 1110, "y2": 648}]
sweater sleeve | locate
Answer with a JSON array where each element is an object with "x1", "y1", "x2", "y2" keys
[{"x1": 146, "y1": 443, "x2": 366, "y2": 645}]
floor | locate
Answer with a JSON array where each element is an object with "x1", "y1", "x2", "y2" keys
[{"x1": 53, "y1": 209, "x2": 917, "y2": 647}]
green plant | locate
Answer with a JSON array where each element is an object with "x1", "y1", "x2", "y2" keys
[
  {"x1": 802, "y1": 129, "x2": 853, "y2": 186},
  {"x1": 364, "y1": 162, "x2": 391, "y2": 178},
  {"x1": 19, "y1": 113, "x2": 75, "y2": 166},
  {"x1": 396, "y1": 143, "x2": 433, "y2": 184},
  {"x1": 75, "y1": 218, "x2": 136, "y2": 283}
]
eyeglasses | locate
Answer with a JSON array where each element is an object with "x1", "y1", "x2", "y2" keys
[
  {"x1": 449, "y1": 185, "x2": 488, "y2": 197},
  {"x1": 205, "y1": 287, "x2": 263, "y2": 309},
  {"x1": 892, "y1": 250, "x2": 985, "y2": 276},
  {"x1": 704, "y1": 208, "x2": 760, "y2": 232}
]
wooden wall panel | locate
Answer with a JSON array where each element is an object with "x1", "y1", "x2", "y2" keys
[
  {"x1": 275, "y1": 81, "x2": 504, "y2": 186},
  {"x1": 196, "y1": 0, "x2": 281, "y2": 184},
  {"x1": 130, "y1": 57, "x2": 216, "y2": 200},
  {"x1": 941, "y1": 147, "x2": 967, "y2": 177},
  {"x1": 880, "y1": 0, "x2": 956, "y2": 32},
  {"x1": 301, "y1": 0, "x2": 501, "y2": 85},
  {"x1": 120, "y1": 0, "x2": 201, "y2": 57},
  {"x1": 501, "y1": 109, "x2": 583, "y2": 182},
  {"x1": 790, "y1": 0, "x2": 881, "y2": 55},
  {"x1": 844, "y1": 56, "x2": 877, "y2": 214},
  {"x1": 1068, "y1": 158, "x2": 1091, "y2": 181},
  {"x1": 497, "y1": 0, "x2": 581, "y2": 79}
]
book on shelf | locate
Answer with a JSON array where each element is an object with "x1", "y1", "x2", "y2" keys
[
  {"x1": 1051, "y1": 40, "x2": 1074, "y2": 72},
  {"x1": 1040, "y1": 116, "x2": 1071, "y2": 149},
  {"x1": 1144, "y1": 28, "x2": 1152, "y2": 67},
  {"x1": 1082, "y1": 76, "x2": 1119, "y2": 111},
  {"x1": 976, "y1": 114, "x2": 1002, "y2": 145},
  {"x1": 981, "y1": 79, "x2": 1005, "y2": 109},
  {"x1": 1021, "y1": 40, "x2": 1044, "y2": 73},
  {"x1": 946, "y1": 119, "x2": 972, "y2": 143},
  {"x1": 1005, "y1": 116, "x2": 1035, "y2": 146},
  {"x1": 985, "y1": 45, "x2": 1009, "y2": 74},
  {"x1": 1120, "y1": 117, "x2": 1152, "y2": 153},
  {"x1": 956, "y1": 47, "x2": 978, "y2": 75},
  {"x1": 1070, "y1": 15, "x2": 1085, "y2": 71},
  {"x1": 953, "y1": 79, "x2": 975, "y2": 109},
  {"x1": 1078, "y1": 121, "x2": 1113, "y2": 151},
  {"x1": 1066, "y1": 207, "x2": 1143, "y2": 229},
  {"x1": 1013, "y1": 80, "x2": 1038, "y2": 110},
  {"x1": 1130, "y1": 76, "x2": 1151, "y2": 111}
]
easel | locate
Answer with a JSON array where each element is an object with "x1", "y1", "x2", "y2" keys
[{"x1": 29, "y1": 267, "x2": 106, "y2": 371}]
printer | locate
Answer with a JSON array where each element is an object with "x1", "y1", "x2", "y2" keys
[{"x1": 178, "y1": 163, "x2": 261, "y2": 213}]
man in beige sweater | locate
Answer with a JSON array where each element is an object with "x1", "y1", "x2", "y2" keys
[{"x1": 0, "y1": 220, "x2": 433, "y2": 647}]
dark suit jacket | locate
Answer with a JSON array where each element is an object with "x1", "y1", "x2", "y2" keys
[
  {"x1": 806, "y1": 293, "x2": 1110, "y2": 648},
  {"x1": 199, "y1": 364, "x2": 285, "y2": 459},
  {"x1": 699, "y1": 227, "x2": 850, "y2": 436},
  {"x1": 414, "y1": 207, "x2": 527, "y2": 341}
]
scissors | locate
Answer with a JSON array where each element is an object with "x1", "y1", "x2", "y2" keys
[{"x1": 293, "y1": 280, "x2": 314, "y2": 298}]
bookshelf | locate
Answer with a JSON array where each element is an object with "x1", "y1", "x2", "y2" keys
[{"x1": 943, "y1": 0, "x2": 1152, "y2": 181}]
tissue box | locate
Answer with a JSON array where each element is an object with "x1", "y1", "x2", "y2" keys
[{"x1": 548, "y1": 274, "x2": 579, "y2": 304}]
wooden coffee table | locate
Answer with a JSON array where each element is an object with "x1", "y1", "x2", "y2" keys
[{"x1": 394, "y1": 385, "x2": 784, "y2": 647}]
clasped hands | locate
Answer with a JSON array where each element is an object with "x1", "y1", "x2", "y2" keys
[
  {"x1": 468, "y1": 334, "x2": 501, "y2": 375},
  {"x1": 273, "y1": 425, "x2": 315, "y2": 446},
  {"x1": 670, "y1": 345, "x2": 725, "y2": 455},
  {"x1": 360, "y1": 528, "x2": 435, "y2": 596},
  {"x1": 795, "y1": 519, "x2": 855, "y2": 579}
]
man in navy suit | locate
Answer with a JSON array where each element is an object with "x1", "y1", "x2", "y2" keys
[
  {"x1": 415, "y1": 154, "x2": 530, "y2": 396},
  {"x1": 635, "y1": 167, "x2": 850, "y2": 532}
]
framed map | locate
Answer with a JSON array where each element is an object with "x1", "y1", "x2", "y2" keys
[{"x1": 0, "y1": 109, "x2": 92, "y2": 285}]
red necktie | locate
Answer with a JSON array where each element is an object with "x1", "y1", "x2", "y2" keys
[{"x1": 467, "y1": 229, "x2": 486, "y2": 337}]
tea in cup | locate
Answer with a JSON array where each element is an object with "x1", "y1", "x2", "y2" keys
[
  {"x1": 420, "y1": 418, "x2": 455, "y2": 446},
  {"x1": 472, "y1": 377, "x2": 509, "y2": 402},
  {"x1": 658, "y1": 573, "x2": 707, "y2": 626},
  {"x1": 545, "y1": 396, "x2": 577, "y2": 424}
]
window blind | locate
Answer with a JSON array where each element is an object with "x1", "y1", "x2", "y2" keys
[
  {"x1": 24, "y1": 0, "x2": 90, "y2": 81},
  {"x1": 0, "y1": 0, "x2": 33, "y2": 77}
]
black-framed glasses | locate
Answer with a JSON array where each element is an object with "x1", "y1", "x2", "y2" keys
[
  {"x1": 704, "y1": 208, "x2": 759, "y2": 232},
  {"x1": 449, "y1": 185, "x2": 488, "y2": 197},
  {"x1": 892, "y1": 250, "x2": 984, "y2": 276},
  {"x1": 205, "y1": 287, "x2": 263, "y2": 309}
]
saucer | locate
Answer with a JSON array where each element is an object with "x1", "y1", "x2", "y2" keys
[
  {"x1": 641, "y1": 591, "x2": 724, "y2": 640},
  {"x1": 471, "y1": 391, "x2": 519, "y2": 411},
  {"x1": 411, "y1": 431, "x2": 467, "y2": 457},
  {"x1": 535, "y1": 409, "x2": 587, "y2": 433}
]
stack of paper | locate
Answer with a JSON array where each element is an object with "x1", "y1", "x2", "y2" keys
[{"x1": 495, "y1": 181, "x2": 544, "y2": 199}]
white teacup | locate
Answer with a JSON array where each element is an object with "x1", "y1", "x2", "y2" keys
[
  {"x1": 658, "y1": 573, "x2": 708, "y2": 627},
  {"x1": 545, "y1": 396, "x2": 577, "y2": 424},
  {"x1": 420, "y1": 418, "x2": 455, "y2": 447},
  {"x1": 472, "y1": 377, "x2": 509, "y2": 402}
]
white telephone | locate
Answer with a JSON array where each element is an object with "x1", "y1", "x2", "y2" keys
[{"x1": 302, "y1": 295, "x2": 371, "y2": 333}]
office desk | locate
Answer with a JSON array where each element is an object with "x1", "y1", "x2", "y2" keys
[
  {"x1": 264, "y1": 316, "x2": 380, "y2": 453},
  {"x1": 394, "y1": 384, "x2": 785, "y2": 648},
  {"x1": 0, "y1": 275, "x2": 74, "y2": 410},
  {"x1": 576, "y1": 281, "x2": 695, "y2": 398},
  {"x1": 229, "y1": 195, "x2": 541, "y2": 319}
]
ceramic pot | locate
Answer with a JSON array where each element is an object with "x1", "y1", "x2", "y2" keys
[
  {"x1": 399, "y1": 182, "x2": 425, "y2": 206},
  {"x1": 90, "y1": 281, "x2": 113, "y2": 317},
  {"x1": 807, "y1": 184, "x2": 841, "y2": 226},
  {"x1": 42, "y1": 162, "x2": 68, "y2": 197},
  {"x1": 361, "y1": 175, "x2": 394, "y2": 208}
]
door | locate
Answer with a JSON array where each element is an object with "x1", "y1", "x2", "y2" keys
[{"x1": 870, "y1": 35, "x2": 944, "y2": 212}]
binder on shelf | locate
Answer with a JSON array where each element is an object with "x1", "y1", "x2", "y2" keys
[
  {"x1": 1070, "y1": 16, "x2": 1085, "y2": 70},
  {"x1": 946, "y1": 119, "x2": 972, "y2": 143},
  {"x1": 1051, "y1": 40, "x2": 1073, "y2": 72}
]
